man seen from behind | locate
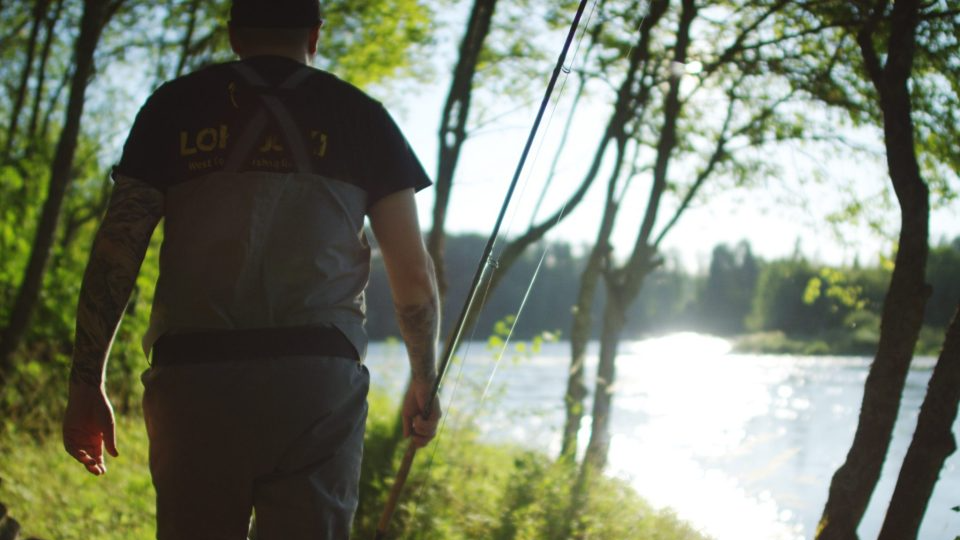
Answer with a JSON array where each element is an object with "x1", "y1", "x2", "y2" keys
[{"x1": 62, "y1": 0, "x2": 442, "y2": 538}]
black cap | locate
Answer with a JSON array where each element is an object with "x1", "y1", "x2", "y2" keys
[{"x1": 230, "y1": 0, "x2": 322, "y2": 29}]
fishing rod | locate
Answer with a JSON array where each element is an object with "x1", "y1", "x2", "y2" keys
[{"x1": 374, "y1": 1, "x2": 591, "y2": 538}]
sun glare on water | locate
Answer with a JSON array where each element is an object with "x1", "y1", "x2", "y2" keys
[
  {"x1": 609, "y1": 333, "x2": 806, "y2": 540},
  {"x1": 627, "y1": 331, "x2": 733, "y2": 358}
]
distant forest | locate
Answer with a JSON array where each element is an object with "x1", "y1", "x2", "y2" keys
[{"x1": 366, "y1": 233, "x2": 960, "y2": 355}]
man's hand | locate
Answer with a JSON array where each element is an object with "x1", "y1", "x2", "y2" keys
[
  {"x1": 63, "y1": 381, "x2": 119, "y2": 475},
  {"x1": 402, "y1": 378, "x2": 442, "y2": 448}
]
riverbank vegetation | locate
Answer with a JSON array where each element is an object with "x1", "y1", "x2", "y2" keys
[
  {"x1": 366, "y1": 234, "x2": 960, "y2": 356},
  {"x1": 1, "y1": 0, "x2": 958, "y2": 538},
  {"x1": 0, "y1": 390, "x2": 710, "y2": 540}
]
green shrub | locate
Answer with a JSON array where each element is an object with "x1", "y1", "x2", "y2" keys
[
  {"x1": 1, "y1": 389, "x2": 710, "y2": 540},
  {"x1": 0, "y1": 415, "x2": 155, "y2": 540}
]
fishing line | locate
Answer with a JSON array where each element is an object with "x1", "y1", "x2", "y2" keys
[
  {"x1": 476, "y1": 0, "x2": 657, "y2": 415},
  {"x1": 376, "y1": 2, "x2": 595, "y2": 537},
  {"x1": 527, "y1": 0, "x2": 602, "y2": 225},
  {"x1": 477, "y1": 0, "x2": 603, "y2": 401},
  {"x1": 405, "y1": 11, "x2": 598, "y2": 499},
  {"x1": 615, "y1": 139, "x2": 644, "y2": 204},
  {"x1": 528, "y1": 77, "x2": 586, "y2": 225},
  {"x1": 403, "y1": 11, "x2": 594, "y2": 511},
  {"x1": 498, "y1": 0, "x2": 600, "y2": 245},
  {"x1": 435, "y1": 0, "x2": 603, "y2": 417},
  {"x1": 400, "y1": 261, "x2": 498, "y2": 537}
]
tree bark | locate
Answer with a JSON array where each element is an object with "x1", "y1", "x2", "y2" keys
[
  {"x1": 877, "y1": 303, "x2": 960, "y2": 540},
  {"x1": 445, "y1": 0, "x2": 661, "y2": 351},
  {"x1": 581, "y1": 0, "x2": 696, "y2": 471},
  {"x1": 426, "y1": 0, "x2": 498, "y2": 301},
  {"x1": 40, "y1": 65, "x2": 70, "y2": 146},
  {"x1": 0, "y1": 12, "x2": 31, "y2": 56},
  {"x1": 525, "y1": 0, "x2": 667, "y2": 460},
  {"x1": 561, "y1": 195, "x2": 615, "y2": 459},
  {"x1": 558, "y1": 124, "x2": 635, "y2": 461},
  {"x1": 25, "y1": 0, "x2": 64, "y2": 148},
  {"x1": 816, "y1": 1, "x2": 930, "y2": 538},
  {"x1": 0, "y1": 0, "x2": 118, "y2": 383},
  {"x1": 2, "y1": 0, "x2": 48, "y2": 163},
  {"x1": 582, "y1": 275, "x2": 631, "y2": 470},
  {"x1": 174, "y1": 0, "x2": 201, "y2": 78}
]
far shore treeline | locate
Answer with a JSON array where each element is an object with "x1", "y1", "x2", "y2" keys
[
  {"x1": 365, "y1": 233, "x2": 960, "y2": 355},
  {"x1": 1, "y1": 0, "x2": 958, "y2": 538}
]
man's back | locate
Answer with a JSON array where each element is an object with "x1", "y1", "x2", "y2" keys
[
  {"x1": 62, "y1": 4, "x2": 442, "y2": 537},
  {"x1": 117, "y1": 56, "x2": 430, "y2": 357}
]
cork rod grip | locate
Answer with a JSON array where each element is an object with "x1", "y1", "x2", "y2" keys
[{"x1": 375, "y1": 443, "x2": 418, "y2": 539}]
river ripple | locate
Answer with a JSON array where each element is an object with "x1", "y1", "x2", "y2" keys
[{"x1": 365, "y1": 333, "x2": 960, "y2": 540}]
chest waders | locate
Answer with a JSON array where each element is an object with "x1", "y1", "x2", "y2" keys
[{"x1": 144, "y1": 62, "x2": 371, "y2": 361}]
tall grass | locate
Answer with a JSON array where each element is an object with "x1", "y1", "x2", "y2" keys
[{"x1": 1, "y1": 388, "x2": 711, "y2": 540}]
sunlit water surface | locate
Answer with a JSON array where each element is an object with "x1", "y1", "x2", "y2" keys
[{"x1": 365, "y1": 333, "x2": 960, "y2": 540}]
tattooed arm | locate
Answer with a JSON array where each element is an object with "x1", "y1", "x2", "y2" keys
[
  {"x1": 64, "y1": 175, "x2": 163, "y2": 475},
  {"x1": 71, "y1": 176, "x2": 164, "y2": 386},
  {"x1": 369, "y1": 188, "x2": 441, "y2": 447}
]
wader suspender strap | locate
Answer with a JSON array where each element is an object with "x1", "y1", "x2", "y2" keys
[{"x1": 224, "y1": 64, "x2": 316, "y2": 173}]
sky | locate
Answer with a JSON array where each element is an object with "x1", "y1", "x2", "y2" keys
[
  {"x1": 371, "y1": 8, "x2": 960, "y2": 274},
  {"x1": 385, "y1": 77, "x2": 958, "y2": 273},
  {"x1": 101, "y1": 6, "x2": 960, "y2": 275}
]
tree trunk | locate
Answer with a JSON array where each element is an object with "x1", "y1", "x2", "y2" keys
[
  {"x1": 0, "y1": 0, "x2": 117, "y2": 383},
  {"x1": 0, "y1": 15, "x2": 30, "y2": 57},
  {"x1": 878, "y1": 303, "x2": 960, "y2": 540},
  {"x1": 426, "y1": 0, "x2": 498, "y2": 301},
  {"x1": 40, "y1": 66, "x2": 70, "y2": 146},
  {"x1": 816, "y1": 1, "x2": 929, "y2": 538},
  {"x1": 558, "y1": 135, "x2": 631, "y2": 460},
  {"x1": 380, "y1": 0, "x2": 499, "y2": 479},
  {"x1": 558, "y1": 0, "x2": 669, "y2": 461},
  {"x1": 579, "y1": 0, "x2": 694, "y2": 472},
  {"x1": 2, "y1": 0, "x2": 48, "y2": 163},
  {"x1": 582, "y1": 277, "x2": 630, "y2": 470},
  {"x1": 561, "y1": 221, "x2": 609, "y2": 459},
  {"x1": 25, "y1": 0, "x2": 64, "y2": 148},
  {"x1": 174, "y1": 0, "x2": 201, "y2": 78},
  {"x1": 444, "y1": 0, "x2": 666, "y2": 351}
]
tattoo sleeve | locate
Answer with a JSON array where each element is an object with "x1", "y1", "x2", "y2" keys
[
  {"x1": 70, "y1": 176, "x2": 163, "y2": 387},
  {"x1": 395, "y1": 294, "x2": 440, "y2": 383}
]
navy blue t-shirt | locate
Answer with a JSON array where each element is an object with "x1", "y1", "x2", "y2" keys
[{"x1": 115, "y1": 55, "x2": 431, "y2": 207}]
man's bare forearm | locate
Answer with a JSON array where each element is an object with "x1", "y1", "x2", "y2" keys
[
  {"x1": 395, "y1": 294, "x2": 440, "y2": 383},
  {"x1": 70, "y1": 178, "x2": 162, "y2": 387}
]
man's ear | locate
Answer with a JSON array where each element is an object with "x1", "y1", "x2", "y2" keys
[
  {"x1": 228, "y1": 24, "x2": 243, "y2": 57},
  {"x1": 307, "y1": 23, "x2": 321, "y2": 56}
]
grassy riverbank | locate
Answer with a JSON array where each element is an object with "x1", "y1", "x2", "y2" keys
[
  {"x1": 0, "y1": 389, "x2": 711, "y2": 540},
  {"x1": 731, "y1": 327, "x2": 946, "y2": 357}
]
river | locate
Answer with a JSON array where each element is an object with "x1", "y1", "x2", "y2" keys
[{"x1": 364, "y1": 333, "x2": 960, "y2": 540}]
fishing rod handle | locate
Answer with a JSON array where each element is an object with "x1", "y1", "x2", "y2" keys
[{"x1": 375, "y1": 443, "x2": 419, "y2": 539}]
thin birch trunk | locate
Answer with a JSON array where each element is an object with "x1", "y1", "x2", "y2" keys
[
  {"x1": 26, "y1": 0, "x2": 64, "y2": 148},
  {"x1": 878, "y1": 303, "x2": 960, "y2": 540},
  {"x1": 2, "y1": 0, "x2": 48, "y2": 163},
  {"x1": 0, "y1": 0, "x2": 119, "y2": 383},
  {"x1": 581, "y1": 0, "x2": 696, "y2": 471},
  {"x1": 560, "y1": 0, "x2": 666, "y2": 460},
  {"x1": 174, "y1": 0, "x2": 201, "y2": 78},
  {"x1": 427, "y1": 0, "x2": 498, "y2": 301},
  {"x1": 816, "y1": 1, "x2": 929, "y2": 537}
]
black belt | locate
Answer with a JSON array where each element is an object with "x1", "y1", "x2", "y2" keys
[{"x1": 152, "y1": 326, "x2": 360, "y2": 366}]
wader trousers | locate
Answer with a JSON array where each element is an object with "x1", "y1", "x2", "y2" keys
[{"x1": 141, "y1": 356, "x2": 369, "y2": 540}]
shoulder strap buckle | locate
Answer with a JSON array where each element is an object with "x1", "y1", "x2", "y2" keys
[{"x1": 223, "y1": 63, "x2": 316, "y2": 173}]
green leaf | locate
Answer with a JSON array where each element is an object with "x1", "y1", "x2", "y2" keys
[{"x1": 803, "y1": 277, "x2": 822, "y2": 305}]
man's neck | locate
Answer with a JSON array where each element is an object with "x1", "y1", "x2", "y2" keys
[{"x1": 239, "y1": 50, "x2": 310, "y2": 65}]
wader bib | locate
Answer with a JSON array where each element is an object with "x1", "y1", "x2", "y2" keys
[
  {"x1": 145, "y1": 63, "x2": 369, "y2": 361},
  {"x1": 136, "y1": 60, "x2": 399, "y2": 540}
]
